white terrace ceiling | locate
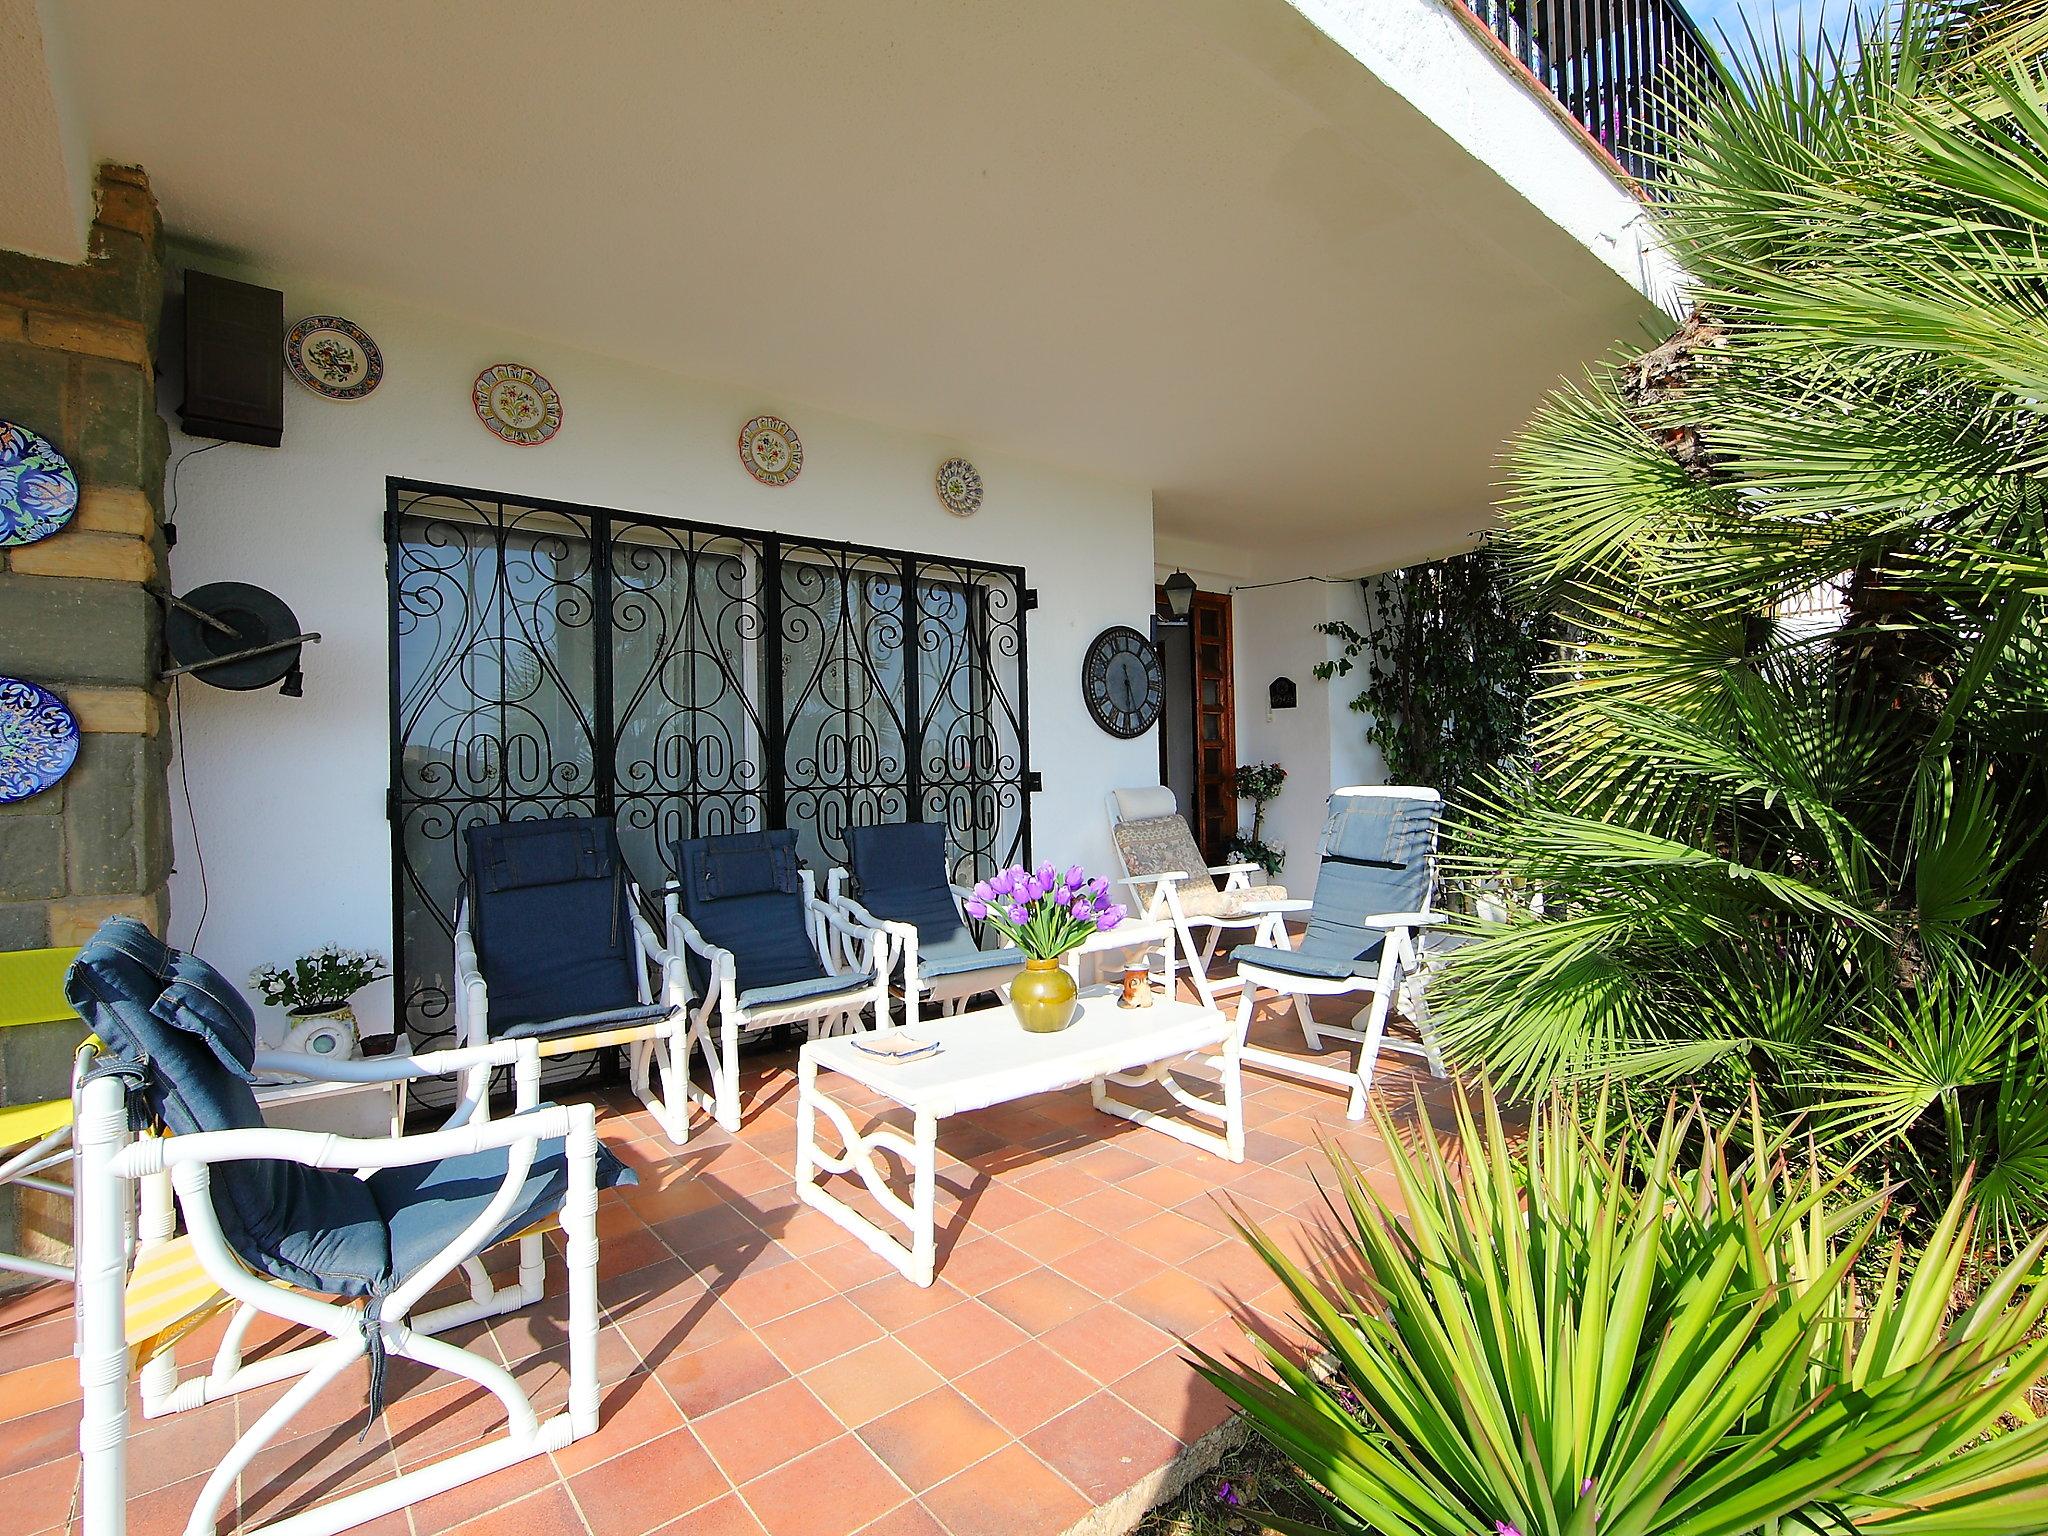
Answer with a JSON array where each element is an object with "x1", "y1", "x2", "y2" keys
[{"x1": 26, "y1": 0, "x2": 1664, "y2": 578}]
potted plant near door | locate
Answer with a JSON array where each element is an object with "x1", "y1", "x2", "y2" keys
[{"x1": 966, "y1": 864, "x2": 1125, "y2": 1033}]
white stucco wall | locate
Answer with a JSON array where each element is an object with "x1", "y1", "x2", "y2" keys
[
  {"x1": 160, "y1": 261, "x2": 1158, "y2": 1041},
  {"x1": 1228, "y1": 578, "x2": 1388, "y2": 899}
]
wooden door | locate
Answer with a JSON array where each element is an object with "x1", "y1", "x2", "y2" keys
[{"x1": 1156, "y1": 587, "x2": 1236, "y2": 861}]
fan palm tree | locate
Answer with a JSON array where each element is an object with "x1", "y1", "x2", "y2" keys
[{"x1": 1437, "y1": 0, "x2": 2048, "y2": 1247}]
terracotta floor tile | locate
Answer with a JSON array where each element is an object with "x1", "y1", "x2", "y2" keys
[
  {"x1": 1025, "y1": 1390, "x2": 1184, "y2": 1504},
  {"x1": 1001, "y1": 1209, "x2": 1102, "y2": 1266},
  {"x1": 617, "y1": 1292, "x2": 746, "y2": 1373},
  {"x1": 1068, "y1": 1145, "x2": 1154, "y2": 1183},
  {"x1": 696, "y1": 1377, "x2": 843, "y2": 1484},
  {"x1": 934, "y1": 1235, "x2": 1033, "y2": 1296},
  {"x1": 1122, "y1": 1164, "x2": 1215, "y2": 1208},
  {"x1": 1058, "y1": 1237, "x2": 1167, "y2": 1300},
  {"x1": 0, "y1": 1453, "x2": 79, "y2": 1534},
  {"x1": 552, "y1": 1370, "x2": 688, "y2": 1478},
  {"x1": 1112, "y1": 1352, "x2": 1234, "y2": 1443},
  {"x1": 952, "y1": 1342, "x2": 1096, "y2": 1437},
  {"x1": 1122, "y1": 1209, "x2": 1225, "y2": 1265},
  {"x1": 739, "y1": 1434, "x2": 910, "y2": 1536},
  {"x1": 0, "y1": 1401, "x2": 78, "y2": 1474},
  {"x1": 857, "y1": 1386, "x2": 1007, "y2": 1493},
  {"x1": 410, "y1": 1446, "x2": 557, "y2": 1534},
  {"x1": 801, "y1": 1338, "x2": 944, "y2": 1428},
  {"x1": 1037, "y1": 1303, "x2": 1175, "y2": 1385},
  {"x1": 125, "y1": 1400, "x2": 239, "y2": 1492},
  {"x1": 569, "y1": 1426, "x2": 726, "y2": 1536},
  {"x1": 444, "y1": 1482, "x2": 585, "y2": 1536},
  {"x1": 920, "y1": 1445, "x2": 1090, "y2": 1536},
  {"x1": 655, "y1": 1330, "x2": 791, "y2": 1418},
  {"x1": 1063, "y1": 1184, "x2": 1158, "y2": 1235},
  {"x1": 1117, "y1": 1269, "x2": 1233, "y2": 1339},
  {"x1": 980, "y1": 1269, "x2": 1095, "y2": 1335},
  {"x1": 893, "y1": 1300, "x2": 1029, "y2": 1376},
  {"x1": 846, "y1": 1275, "x2": 970, "y2": 1332},
  {"x1": 852, "y1": 1498, "x2": 948, "y2": 1536},
  {"x1": 755, "y1": 1295, "x2": 884, "y2": 1373},
  {"x1": 651, "y1": 1489, "x2": 768, "y2": 1536},
  {"x1": 803, "y1": 1238, "x2": 901, "y2": 1292},
  {"x1": 719, "y1": 1261, "x2": 838, "y2": 1327}
]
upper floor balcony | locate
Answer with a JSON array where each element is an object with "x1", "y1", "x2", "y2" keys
[{"x1": 1454, "y1": 0, "x2": 1721, "y2": 190}]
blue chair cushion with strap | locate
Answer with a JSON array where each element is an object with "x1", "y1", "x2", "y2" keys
[
  {"x1": 676, "y1": 831, "x2": 827, "y2": 998},
  {"x1": 914, "y1": 944, "x2": 1025, "y2": 981},
  {"x1": 466, "y1": 817, "x2": 644, "y2": 1033},
  {"x1": 67, "y1": 918, "x2": 394, "y2": 1297},
  {"x1": 1286, "y1": 794, "x2": 1440, "y2": 977},
  {"x1": 370, "y1": 1123, "x2": 634, "y2": 1284},
  {"x1": 845, "y1": 823, "x2": 983, "y2": 965}
]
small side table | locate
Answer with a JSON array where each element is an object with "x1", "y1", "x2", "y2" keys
[{"x1": 253, "y1": 1040, "x2": 411, "y2": 1138}]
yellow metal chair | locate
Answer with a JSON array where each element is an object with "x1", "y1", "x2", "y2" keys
[{"x1": 0, "y1": 945, "x2": 84, "y2": 1282}]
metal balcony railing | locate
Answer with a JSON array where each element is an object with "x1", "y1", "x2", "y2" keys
[{"x1": 1458, "y1": 0, "x2": 1720, "y2": 190}]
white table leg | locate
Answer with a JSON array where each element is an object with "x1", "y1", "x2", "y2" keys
[
  {"x1": 1091, "y1": 1047, "x2": 1242, "y2": 1162},
  {"x1": 793, "y1": 1056, "x2": 941, "y2": 1285}
]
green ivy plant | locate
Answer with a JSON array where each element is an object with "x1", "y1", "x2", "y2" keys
[
  {"x1": 1227, "y1": 762, "x2": 1288, "y2": 875},
  {"x1": 1312, "y1": 547, "x2": 1549, "y2": 805}
]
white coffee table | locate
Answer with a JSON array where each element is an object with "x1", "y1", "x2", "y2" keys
[{"x1": 795, "y1": 986, "x2": 1242, "y2": 1285}]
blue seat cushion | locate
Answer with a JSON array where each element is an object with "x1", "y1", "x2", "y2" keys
[
  {"x1": 845, "y1": 824, "x2": 978, "y2": 961},
  {"x1": 370, "y1": 1130, "x2": 635, "y2": 1285},
  {"x1": 151, "y1": 948, "x2": 260, "y2": 1078},
  {"x1": 1274, "y1": 795, "x2": 1439, "y2": 980},
  {"x1": 498, "y1": 1001, "x2": 671, "y2": 1040},
  {"x1": 1234, "y1": 942, "x2": 1383, "y2": 982},
  {"x1": 676, "y1": 832, "x2": 828, "y2": 997},
  {"x1": 466, "y1": 817, "x2": 645, "y2": 1033},
  {"x1": 916, "y1": 943, "x2": 1024, "y2": 981},
  {"x1": 738, "y1": 972, "x2": 872, "y2": 1012}
]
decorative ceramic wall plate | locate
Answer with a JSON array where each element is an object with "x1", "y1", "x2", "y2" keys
[
  {"x1": 474, "y1": 364, "x2": 563, "y2": 445},
  {"x1": 0, "y1": 421, "x2": 79, "y2": 547},
  {"x1": 285, "y1": 315, "x2": 384, "y2": 400},
  {"x1": 936, "y1": 458, "x2": 982, "y2": 517},
  {"x1": 739, "y1": 416, "x2": 802, "y2": 486},
  {"x1": 0, "y1": 677, "x2": 79, "y2": 805}
]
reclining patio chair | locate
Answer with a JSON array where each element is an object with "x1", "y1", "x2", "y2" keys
[
  {"x1": 67, "y1": 917, "x2": 633, "y2": 1536},
  {"x1": 827, "y1": 821, "x2": 1024, "y2": 1028},
  {"x1": 1230, "y1": 786, "x2": 1447, "y2": 1119},
  {"x1": 1107, "y1": 786, "x2": 1290, "y2": 1009},
  {"x1": 456, "y1": 814, "x2": 692, "y2": 1144},
  {"x1": 0, "y1": 945, "x2": 81, "y2": 1283},
  {"x1": 667, "y1": 830, "x2": 889, "y2": 1131}
]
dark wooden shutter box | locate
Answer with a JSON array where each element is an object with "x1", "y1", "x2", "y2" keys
[{"x1": 180, "y1": 270, "x2": 284, "y2": 447}]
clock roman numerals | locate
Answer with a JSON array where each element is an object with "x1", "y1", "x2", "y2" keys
[{"x1": 1081, "y1": 625, "x2": 1164, "y2": 739}]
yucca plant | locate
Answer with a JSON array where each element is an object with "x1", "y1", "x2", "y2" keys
[
  {"x1": 1434, "y1": 0, "x2": 2048, "y2": 1245},
  {"x1": 1195, "y1": 1094, "x2": 2048, "y2": 1536}
]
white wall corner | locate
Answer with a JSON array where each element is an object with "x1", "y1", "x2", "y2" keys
[{"x1": 0, "y1": 0, "x2": 94, "y2": 261}]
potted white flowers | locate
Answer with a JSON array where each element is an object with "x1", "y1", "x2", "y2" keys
[{"x1": 250, "y1": 945, "x2": 389, "y2": 1057}]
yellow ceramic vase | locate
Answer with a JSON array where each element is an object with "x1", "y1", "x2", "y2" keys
[{"x1": 1008, "y1": 956, "x2": 1078, "y2": 1033}]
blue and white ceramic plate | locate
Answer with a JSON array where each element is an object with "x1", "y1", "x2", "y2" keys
[
  {"x1": 0, "y1": 421, "x2": 79, "y2": 547},
  {"x1": 0, "y1": 677, "x2": 79, "y2": 805}
]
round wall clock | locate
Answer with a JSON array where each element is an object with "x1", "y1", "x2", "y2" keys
[
  {"x1": 1082, "y1": 625, "x2": 1165, "y2": 739},
  {"x1": 0, "y1": 677, "x2": 79, "y2": 805},
  {"x1": 285, "y1": 316, "x2": 383, "y2": 400},
  {"x1": 936, "y1": 457, "x2": 982, "y2": 516},
  {"x1": 740, "y1": 416, "x2": 802, "y2": 485},
  {"x1": 473, "y1": 364, "x2": 562, "y2": 445},
  {"x1": 0, "y1": 421, "x2": 79, "y2": 548}
]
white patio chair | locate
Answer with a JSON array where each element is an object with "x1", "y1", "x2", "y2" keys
[
  {"x1": 454, "y1": 814, "x2": 693, "y2": 1146},
  {"x1": 826, "y1": 821, "x2": 1025, "y2": 1029},
  {"x1": 1230, "y1": 786, "x2": 1447, "y2": 1118},
  {"x1": 66, "y1": 917, "x2": 635, "y2": 1536},
  {"x1": 666, "y1": 830, "x2": 890, "y2": 1132},
  {"x1": 1105, "y1": 786, "x2": 1291, "y2": 1009}
]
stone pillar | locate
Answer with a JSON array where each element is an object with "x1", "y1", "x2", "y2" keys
[{"x1": 0, "y1": 165, "x2": 170, "y2": 1274}]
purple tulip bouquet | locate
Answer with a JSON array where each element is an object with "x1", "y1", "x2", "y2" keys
[{"x1": 965, "y1": 862, "x2": 1126, "y2": 961}]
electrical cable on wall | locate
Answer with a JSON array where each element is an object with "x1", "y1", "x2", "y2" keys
[{"x1": 170, "y1": 678, "x2": 209, "y2": 951}]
